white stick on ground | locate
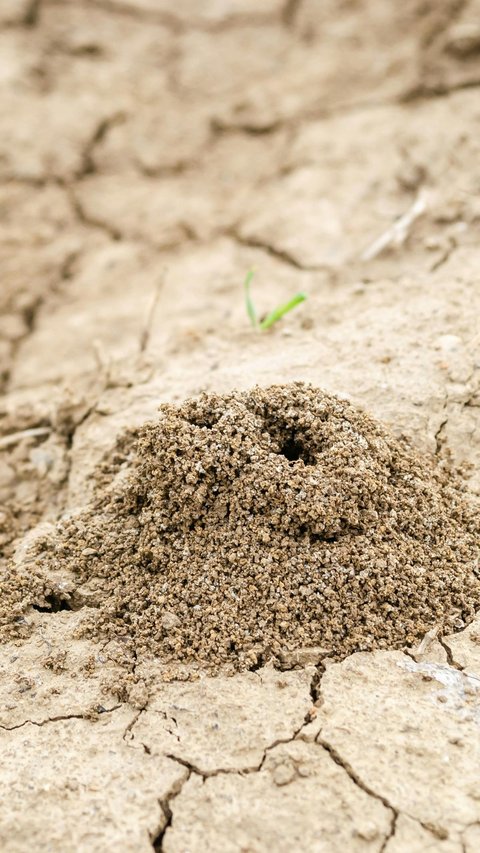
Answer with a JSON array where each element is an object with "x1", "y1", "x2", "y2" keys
[
  {"x1": 0, "y1": 427, "x2": 51, "y2": 449},
  {"x1": 361, "y1": 189, "x2": 429, "y2": 262}
]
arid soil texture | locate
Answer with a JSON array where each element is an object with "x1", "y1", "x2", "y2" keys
[{"x1": 1, "y1": 1, "x2": 480, "y2": 851}]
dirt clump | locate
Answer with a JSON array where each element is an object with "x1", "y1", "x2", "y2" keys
[{"x1": 13, "y1": 383, "x2": 480, "y2": 672}]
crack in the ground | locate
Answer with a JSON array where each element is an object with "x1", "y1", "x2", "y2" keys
[
  {"x1": 123, "y1": 707, "x2": 145, "y2": 743},
  {"x1": 230, "y1": 74, "x2": 480, "y2": 137},
  {"x1": 430, "y1": 236, "x2": 458, "y2": 272},
  {"x1": 229, "y1": 229, "x2": 330, "y2": 273},
  {"x1": 380, "y1": 812, "x2": 398, "y2": 852},
  {"x1": 213, "y1": 70, "x2": 480, "y2": 140},
  {"x1": 161, "y1": 706, "x2": 319, "y2": 780},
  {"x1": 403, "y1": 75, "x2": 480, "y2": 104},
  {"x1": 308, "y1": 665, "x2": 323, "y2": 705},
  {"x1": 433, "y1": 371, "x2": 480, "y2": 459},
  {"x1": 85, "y1": 0, "x2": 184, "y2": 32},
  {"x1": 314, "y1": 733, "x2": 428, "y2": 851},
  {"x1": 151, "y1": 769, "x2": 191, "y2": 852},
  {"x1": 434, "y1": 417, "x2": 448, "y2": 455},
  {"x1": 63, "y1": 181, "x2": 122, "y2": 241},
  {"x1": 134, "y1": 158, "x2": 192, "y2": 180},
  {"x1": 402, "y1": 648, "x2": 419, "y2": 665},
  {"x1": 281, "y1": 0, "x2": 303, "y2": 28},
  {"x1": 63, "y1": 388, "x2": 106, "y2": 449},
  {"x1": 127, "y1": 667, "x2": 319, "y2": 779},
  {"x1": 76, "y1": 113, "x2": 126, "y2": 180},
  {"x1": 151, "y1": 717, "x2": 459, "y2": 851},
  {"x1": 3, "y1": 286, "x2": 50, "y2": 392},
  {"x1": 23, "y1": 0, "x2": 42, "y2": 26},
  {"x1": 402, "y1": 0, "x2": 471, "y2": 105},
  {"x1": 0, "y1": 704, "x2": 121, "y2": 731},
  {"x1": 213, "y1": 95, "x2": 388, "y2": 138},
  {"x1": 59, "y1": 248, "x2": 81, "y2": 283},
  {"x1": 461, "y1": 821, "x2": 480, "y2": 852},
  {"x1": 438, "y1": 635, "x2": 465, "y2": 671},
  {"x1": 316, "y1": 726, "x2": 465, "y2": 843},
  {"x1": 60, "y1": 178, "x2": 202, "y2": 250},
  {"x1": 84, "y1": 0, "x2": 282, "y2": 33},
  {"x1": 211, "y1": 116, "x2": 284, "y2": 137},
  {"x1": 420, "y1": 0, "x2": 468, "y2": 50},
  {"x1": 0, "y1": 173, "x2": 51, "y2": 188},
  {"x1": 316, "y1": 734, "x2": 398, "y2": 817},
  {"x1": 434, "y1": 401, "x2": 449, "y2": 456},
  {"x1": 0, "y1": 0, "x2": 43, "y2": 29}
]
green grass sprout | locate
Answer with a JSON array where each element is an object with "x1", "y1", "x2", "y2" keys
[
  {"x1": 244, "y1": 269, "x2": 257, "y2": 328},
  {"x1": 259, "y1": 293, "x2": 307, "y2": 330},
  {"x1": 243, "y1": 270, "x2": 307, "y2": 331}
]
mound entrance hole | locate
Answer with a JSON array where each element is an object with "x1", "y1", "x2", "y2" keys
[
  {"x1": 32, "y1": 594, "x2": 73, "y2": 613},
  {"x1": 278, "y1": 431, "x2": 316, "y2": 465}
]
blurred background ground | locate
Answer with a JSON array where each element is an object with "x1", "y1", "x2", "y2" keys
[{"x1": 1, "y1": 1, "x2": 480, "y2": 851}]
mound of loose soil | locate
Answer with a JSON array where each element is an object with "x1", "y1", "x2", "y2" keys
[{"x1": 6, "y1": 383, "x2": 480, "y2": 672}]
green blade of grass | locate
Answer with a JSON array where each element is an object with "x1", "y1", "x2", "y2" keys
[
  {"x1": 244, "y1": 269, "x2": 257, "y2": 328},
  {"x1": 258, "y1": 292, "x2": 307, "y2": 330}
]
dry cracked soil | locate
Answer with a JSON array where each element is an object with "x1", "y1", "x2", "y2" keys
[{"x1": 1, "y1": 1, "x2": 480, "y2": 851}]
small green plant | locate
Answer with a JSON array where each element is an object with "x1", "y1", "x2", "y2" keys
[{"x1": 244, "y1": 270, "x2": 307, "y2": 331}]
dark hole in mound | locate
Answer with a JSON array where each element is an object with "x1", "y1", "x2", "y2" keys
[
  {"x1": 187, "y1": 413, "x2": 219, "y2": 430},
  {"x1": 249, "y1": 653, "x2": 265, "y2": 672},
  {"x1": 32, "y1": 594, "x2": 73, "y2": 613},
  {"x1": 279, "y1": 433, "x2": 316, "y2": 465},
  {"x1": 309, "y1": 531, "x2": 339, "y2": 544},
  {"x1": 298, "y1": 524, "x2": 337, "y2": 542}
]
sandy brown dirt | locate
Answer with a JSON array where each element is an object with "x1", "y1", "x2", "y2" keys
[
  {"x1": 10, "y1": 383, "x2": 479, "y2": 675},
  {"x1": 1, "y1": 1, "x2": 480, "y2": 851}
]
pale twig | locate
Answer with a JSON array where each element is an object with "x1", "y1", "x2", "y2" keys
[
  {"x1": 361, "y1": 190, "x2": 429, "y2": 262},
  {"x1": 413, "y1": 625, "x2": 439, "y2": 657},
  {"x1": 140, "y1": 273, "x2": 165, "y2": 354},
  {"x1": 0, "y1": 427, "x2": 51, "y2": 450}
]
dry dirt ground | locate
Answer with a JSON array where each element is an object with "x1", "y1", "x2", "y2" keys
[{"x1": 1, "y1": 0, "x2": 480, "y2": 850}]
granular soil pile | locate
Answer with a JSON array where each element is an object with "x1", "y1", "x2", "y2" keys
[{"x1": 7, "y1": 384, "x2": 480, "y2": 672}]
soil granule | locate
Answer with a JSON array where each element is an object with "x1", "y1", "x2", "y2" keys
[{"x1": 7, "y1": 383, "x2": 480, "y2": 672}]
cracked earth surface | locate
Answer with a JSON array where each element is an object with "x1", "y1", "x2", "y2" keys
[{"x1": 1, "y1": 0, "x2": 480, "y2": 851}]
